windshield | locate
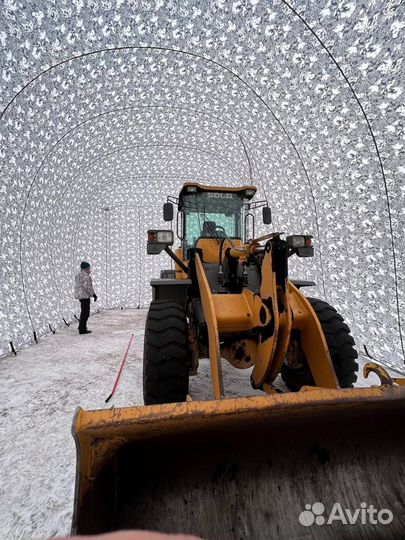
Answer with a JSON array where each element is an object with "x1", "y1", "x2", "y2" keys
[{"x1": 182, "y1": 191, "x2": 246, "y2": 251}]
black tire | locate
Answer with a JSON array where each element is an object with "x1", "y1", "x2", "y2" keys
[
  {"x1": 143, "y1": 299, "x2": 190, "y2": 405},
  {"x1": 281, "y1": 297, "x2": 358, "y2": 390}
]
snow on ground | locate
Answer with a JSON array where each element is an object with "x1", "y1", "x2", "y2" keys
[{"x1": 0, "y1": 309, "x2": 401, "y2": 540}]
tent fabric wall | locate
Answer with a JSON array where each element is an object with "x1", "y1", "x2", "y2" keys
[{"x1": 0, "y1": 1, "x2": 404, "y2": 368}]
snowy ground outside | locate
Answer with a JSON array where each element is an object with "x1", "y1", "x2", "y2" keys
[{"x1": 0, "y1": 308, "x2": 402, "y2": 540}]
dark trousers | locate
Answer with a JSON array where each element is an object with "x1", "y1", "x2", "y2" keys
[{"x1": 79, "y1": 298, "x2": 90, "y2": 332}]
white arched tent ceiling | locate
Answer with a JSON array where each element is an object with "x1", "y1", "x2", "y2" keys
[{"x1": 0, "y1": 0, "x2": 404, "y2": 369}]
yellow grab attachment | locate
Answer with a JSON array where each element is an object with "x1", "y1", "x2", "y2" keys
[{"x1": 72, "y1": 385, "x2": 405, "y2": 540}]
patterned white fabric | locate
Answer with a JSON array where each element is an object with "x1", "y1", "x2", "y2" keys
[{"x1": 0, "y1": 1, "x2": 404, "y2": 369}]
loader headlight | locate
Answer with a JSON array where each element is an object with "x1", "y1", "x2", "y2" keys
[
  {"x1": 286, "y1": 235, "x2": 314, "y2": 257},
  {"x1": 147, "y1": 230, "x2": 174, "y2": 254},
  {"x1": 286, "y1": 235, "x2": 313, "y2": 248},
  {"x1": 156, "y1": 231, "x2": 173, "y2": 243},
  {"x1": 147, "y1": 230, "x2": 174, "y2": 244}
]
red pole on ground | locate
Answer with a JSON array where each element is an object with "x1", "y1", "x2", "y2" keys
[{"x1": 105, "y1": 333, "x2": 134, "y2": 403}]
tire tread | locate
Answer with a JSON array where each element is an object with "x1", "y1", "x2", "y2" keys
[
  {"x1": 281, "y1": 297, "x2": 358, "y2": 390},
  {"x1": 143, "y1": 299, "x2": 190, "y2": 405}
]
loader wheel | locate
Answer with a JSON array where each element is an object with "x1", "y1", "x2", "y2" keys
[
  {"x1": 281, "y1": 297, "x2": 358, "y2": 391},
  {"x1": 143, "y1": 299, "x2": 190, "y2": 405}
]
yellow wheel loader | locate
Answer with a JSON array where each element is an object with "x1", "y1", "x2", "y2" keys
[{"x1": 72, "y1": 183, "x2": 405, "y2": 540}]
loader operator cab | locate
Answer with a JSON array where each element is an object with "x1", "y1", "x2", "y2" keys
[
  {"x1": 155, "y1": 182, "x2": 273, "y2": 294},
  {"x1": 171, "y1": 182, "x2": 271, "y2": 259}
]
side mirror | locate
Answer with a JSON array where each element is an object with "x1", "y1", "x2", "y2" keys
[
  {"x1": 263, "y1": 206, "x2": 272, "y2": 225},
  {"x1": 163, "y1": 202, "x2": 174, "y2": 221}
]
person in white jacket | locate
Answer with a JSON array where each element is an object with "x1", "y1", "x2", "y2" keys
[{"x1": 74, "y1": 261, "x2": 98, "y2": 334}]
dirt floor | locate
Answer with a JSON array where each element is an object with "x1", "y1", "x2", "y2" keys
[{"x1": 0, "y1": 309, "x2": 400, "y2": 539}]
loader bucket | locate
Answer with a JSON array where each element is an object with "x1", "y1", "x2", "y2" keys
[{"x1": 72, "y1": 386, "x2": 405, "y2": 540}]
